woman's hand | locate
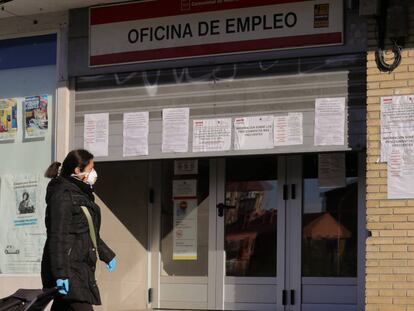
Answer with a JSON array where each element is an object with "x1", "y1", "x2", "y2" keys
[
  {"x1": 106, "y1": 257, "x2": 117, "y2": 272},
  {"x1": 56, "y1": 278, "x2": 70, "y2": 295}
]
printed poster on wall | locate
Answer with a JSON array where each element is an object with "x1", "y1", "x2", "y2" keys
[
  {"x1": 123, "y1": 111, "x2": 149, "y2": 157},
  {"x1": 380, "y1": 96, "x2": 414, "y2": 162},
  {"x1": 0, "y1": 98, "x2": 18, "y2": 141},
  {"x1": 387, "y1": 148, "x2": 414, "y2": 199},
  {"x1": 0, "y1": 174, "x2": 48, "y2": 274},
  {"x1": 24, "y1": 95, "x2": 49, "y2": 139},
  {"x1": 234, "y1": 115, "x2": 274, "y2": 150},
  {"x1": 192, "y1": 118, "x2": 231, "y2": 152},
  {"x1": 274, "y1": 112, "x2": 303, "y2": 146},
  {"x1": 314, "y1": 97, "x2": 346, "y2": 146},
  {"x1": 84, "y1": 113, "x2": 109, "y2": 157},
  {"x1": 172, "y1": 179, "x2": 198, "y2": 260},
  {"x1": 162, "y1": 108, "x2": 189, "y2": 153}
]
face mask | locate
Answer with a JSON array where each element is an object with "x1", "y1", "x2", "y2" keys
[
  {"x1": 71, "y1": 169, "x2": 98, "y2": 186},
  {"x1": 85, "y1": 169, "x2": 98, "y2": 186}
]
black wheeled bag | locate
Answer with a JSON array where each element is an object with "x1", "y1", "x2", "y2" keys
[{"x1": 0, "y1": 287, "x2": 59, "y2": 311}]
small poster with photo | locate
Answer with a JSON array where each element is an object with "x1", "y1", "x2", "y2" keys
[
  {"x1": 0, "y1": 98, "x2": 18, "y2": 141},
  {"x1": 24, "y1": 95, "x2": 48, "y2": 139}
]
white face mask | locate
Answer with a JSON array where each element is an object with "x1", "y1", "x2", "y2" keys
[
  {"x1": 72, "y1": 169, "x2": 98, "y2": 186},
  {"x1": 85, "y1": 169, "x2": 98, "y2": 186}
]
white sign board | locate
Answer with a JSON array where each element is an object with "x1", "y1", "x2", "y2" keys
[
  {"x1": 123, "y1": 111, "x2": 149, "y2": 157},
  {"x1": 162, "y1": 108, "x2": 190, "y2": 153},
  {"x1": 381, "y1": 95, "x2": 414, "y2": 162},
  {"x1": 192, "y1": 118, "x2": 232, "y2": 152},
  {"x1": 234, "y1": 115, "x2": 274, "y2": 150},
  {"x1": 314, "y1": 97, "x2": 346, "y2": 146},
  {"x1": 84, "y1": 113, "x2": 109, "y2": 157},
  {"x1": 90, "y1": 0, "x2": 344, "y2": 66}
]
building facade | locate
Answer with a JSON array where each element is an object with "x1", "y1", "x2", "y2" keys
[
  {"x1": 0, "y1": 0, "x2": 412, "y2": 311},
  {"x1": 67, "y1": 1, "x2": 367, "y2": 310}
]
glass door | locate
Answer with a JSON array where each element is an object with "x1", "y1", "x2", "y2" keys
[
  {"x1": 295, "y1": 153, "x2": 360, "y2": 311},
  {"x1": 152, "y1": 153, "x2": 362, "y2": 310},
  {"x1": 215, "y1": 155, "x2": 288, "y2": 311},
  {"x1": 156, "y1": 158, "x2": 215, "y2": 310},
  {"x1": 214, "y1": 154, "x2": 361, "y2": 311}
]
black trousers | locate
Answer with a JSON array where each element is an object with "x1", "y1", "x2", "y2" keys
[{"x1": 50, "y1": 298, "x2": 94, "y2": 311}]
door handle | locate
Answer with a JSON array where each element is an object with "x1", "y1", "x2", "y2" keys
[
  {"x1": 291, "y1": 184, "x2": 296, "y2": 200},
  {"x1": 282, "y1": 289, "x2": 288, "y2": 306},
  {"x1": 216, "y1": 203, "x2": 235, "y2": 217},
  {"x1": 290, "y1": 289, "x2": 295, "y2": 305},
  {"x1": 283, "y1": 184, "x2": 288, "y2": 200}
]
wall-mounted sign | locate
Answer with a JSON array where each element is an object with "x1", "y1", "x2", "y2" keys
[{"x1": 89, "y1": 0, "x2": 344, "y2": 66}]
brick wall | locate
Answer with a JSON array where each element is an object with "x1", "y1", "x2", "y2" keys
[{"x1": 366, "y1": 4, "x2": 414, "y2": 311}]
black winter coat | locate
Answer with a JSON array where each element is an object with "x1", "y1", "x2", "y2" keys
[{"x1": 41, "y1": 176, "x2": 115, "y2": 305}]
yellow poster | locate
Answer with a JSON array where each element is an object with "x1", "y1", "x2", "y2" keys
[{"x1": 0, "y1": 98, "x2": 18, "y2": 141}]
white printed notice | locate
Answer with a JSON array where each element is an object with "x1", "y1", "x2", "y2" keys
[
  {"x1": 84, "y1": 113, "x2": 109, "y2": 157},
  {"x1": 0, "y1": 174, "x2": 48, "y2": 274},
  {"x1": 162, "y1": 108, "x2": 189, "y2": 153},
  {"x1": 172, "y1": 179, "x2": 198, "y2": 260},
  {"x1": 123, "y1": 112, "x2": 149, "y2": 157},
  {"x1": 314, "y1": 97, "x2": 346, "y2": 146},
  {"x1": 173, "y1": 199, "x2": 198, "y2": 260},
  {"x1": 318, "y1": 153, "x2": 346, "y2": 188},
  {"x1": 234, "y1": 115, "x2": 274, "y2": 150},
  {"x1": 381, "y1": 96, "x2": 414, "y2": 162},
  {"x1": 388, "y1": 148, "x2": 414, "y2": 199},
  {"x1": 193, "y1": 118, "x2": 231, "y2": 152},
  {"x1": 274, "y1": 113, "x2": 303, "y2": 146},
  {"x1": 173, "y1": 179, "x2": 197, "y2": 198}
]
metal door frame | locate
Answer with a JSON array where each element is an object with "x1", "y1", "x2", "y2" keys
[
  {"x1": 149, "y1": 153, "x2": 366, "y2": 310},
  {"x1": 215, "y1": 156, "x2": 288, "y2": 311},
  {"x1": 150, "y1": 159, "x2": 219, "y2": 310}
]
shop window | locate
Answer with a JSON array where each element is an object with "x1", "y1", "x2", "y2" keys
[{"x1": 0, "y1": 34, "x2": 56, "y2": 275}]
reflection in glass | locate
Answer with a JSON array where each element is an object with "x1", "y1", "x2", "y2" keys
[
  {"x1": 302, "y1": 154, "x2": 358, "y2": 277},
  {"x1": 225, "y1": 156, "x2": 278, "y2": 277}
]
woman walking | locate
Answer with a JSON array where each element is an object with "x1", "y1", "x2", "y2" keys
[{"x1": 41, "y1": 149, "x2": 116, "y2": 311}]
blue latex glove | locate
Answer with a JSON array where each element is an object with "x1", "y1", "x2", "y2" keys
[
  {"x1": 106, "y1": 257, "x2": 117, "y2": 272},
  {"x1": 56, "y1": 279, "x2": 69, "y2": 295}
]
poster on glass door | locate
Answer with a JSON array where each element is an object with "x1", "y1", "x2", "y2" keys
[
  {"x1": 0, "y1": 174, "x2": 48, "y2": 274},
  {"x1": 172, "y1": 179, "x2": 198, "y2": 260},
  {"x1": 234, "y1": 115, "x2": 274, "y2": 150}
]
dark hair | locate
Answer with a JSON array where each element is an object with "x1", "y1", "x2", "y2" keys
[{"x1": 44, "y1": 149, "x2": 94, "y2": 178}]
